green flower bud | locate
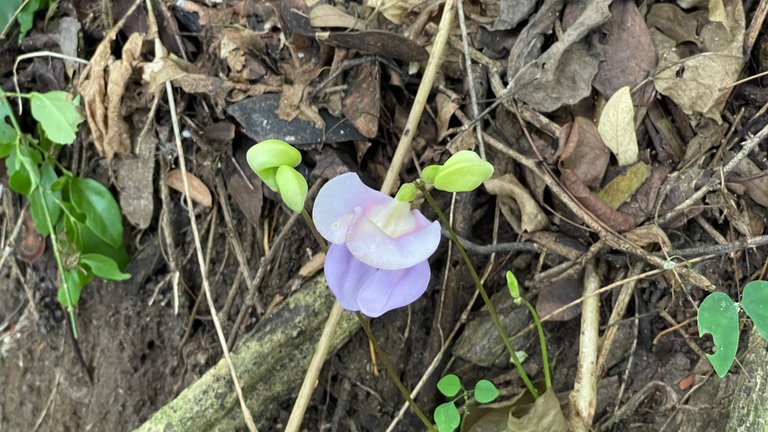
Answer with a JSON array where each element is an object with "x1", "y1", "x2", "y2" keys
[
  {"x1": 433, "y1": 150, "x2": 494, "y2": 192},
  {"x1": 506, "y1": 271, "x2": 520, "y2": 299},
  {"x1": 246, "y1": 139, "x2": 302, "y2": 177},
  {"x1": 421, "y1": 165, "x2": 441, "y2": 184},
  {"x1": 275, "y1": 165, "x2": 308, "y2": 213},
  {"x1": 395, "y1": 183, "x2": 417, "y2": 202}
]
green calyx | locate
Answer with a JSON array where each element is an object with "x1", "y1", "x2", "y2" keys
[
  {"x1": 395, "y1": 183, "x2": 417, "y2": 202},
  {"x1": 506, "y1": 271, "x2": 520, "y2": 299},
  {"x1": 246, "y1": 139, "x2": 307, "y2": 213},
  {"x1": 422, "y1": 150, "x2": 494, "y2": 193}
]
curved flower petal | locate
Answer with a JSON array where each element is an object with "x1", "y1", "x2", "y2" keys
[
  {"x1": 324, "y1": 244, "x2": 377, "y2": 311},
  {"x1": 346, "y1": 209, "x2": 440, "y2": 270},
  {"x1": 357, "y1": 260, "x2": 431, "y2": 317},
  {"x1": 313, "y1": 173, "x2": 391, "y2": 244}
]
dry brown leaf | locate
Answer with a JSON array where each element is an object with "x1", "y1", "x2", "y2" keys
[
  {"x1": 536, "y1": 273, "x2": 584, "y2": 322},
  {"x1": 507, "y1": 390, "x2": 569, "y2": 432},
  {"x1": 105, "y1": 33, "x2": 143, "y2": 159},
  {"x1": 342, "y1": 62, "x2": 380, "y2": 138},
  {"x1": 561, "y1": 169, "x2": 637, "y2": 232},
  {"x1": 732, "y1": 158, "x2": 768, "y2": 208},
  {"x1": 227, "y1": 174, "x2": 262, "y2": 227},
  {"x1": 557, "y1": 117, "x2": 610, "y2": 188},
  {"x1": 116, "y1": 124, "x2": 157, "y2": 229},
  {"x1": 624, "y1": 225, "x2": 672, "y2": 250},
  {"x1": 484, "y1": 175, "x2": 549, "y2": 233},
  {"x1": 309, "y1": 4, "x2": 368, "y2": 30},
  {"x1": 366, "y1": 0, "x2": 421, "y2": 24},
  {"x1": 166, "y1": 170, "x2": 213, "y2": 207},
  {"x1": 593, "y1": 0, "x2": 657, "y2": 98},
  {"x1": 436, "y1": 93, "x2": 460, "y2": 142}
]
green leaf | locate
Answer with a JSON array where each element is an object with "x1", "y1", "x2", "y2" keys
[
  {"x1": 29, "y1": 91, "x2": 84, "y2": 145},
  {"x1": 474, "y1": 379, "x2": 499, "y2": 403},
  {"x1": 506, "y1": 271, "x2": 520, "y2": 299},
  {"x1": 434, "y1": 402, "x2": 461, "y2": 432},
  {"x1": 6, "y1": 144, "x2": 41, "y2": 196},
  {"x1": 16, "y1": 0, "x2": 42, "y2": 42},
  {"x1": 275, "y1": 165, "x2": 307, "y2": 213},
  {"x1": 433, "y1": 150, "x2": 494, "y2": 193},
  {"x1": 437, "y1": 374, "x2": 462, "y2": 398},
  {"x1": 67, "y1": 218, "x2": 129, "y2": 268},
  {"x1": 28, "y1": 162, "x2": 61, "y2": 235},
  {"x1": 246, "y1": 139, "x2": 302, "y2": 188},
  {"x1": 740, "y1": 280, "x2": 768, "y2": 341},
  {"x1": 0, "y1": 100, "x2": 18, "y2": 145},
  {"x1": 421, "y1": 165, "x2": 441, "y2": 184},
  {"x1": 697, "y1": 292, "x2": 741, "y2": 377},
  {"x1": 69, "y1": 177, "x2": 123, "y2": 248},
  {"x1": 0, "y1": 1, "x2": 25, "y2": 39},
  {"x1": 57, "y1": 268, "x2": 89, "y2": 308},
  {"x1": 79, "y1": 254, "x2": 130, "y2": 281}
]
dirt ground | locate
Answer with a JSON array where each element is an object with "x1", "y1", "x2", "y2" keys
[{"x1": 2, "y1": 0, "x2": 768, "y2": 431}]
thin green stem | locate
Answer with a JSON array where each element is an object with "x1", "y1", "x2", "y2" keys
[
  {"x1": 416, "y1": 182, "x2": 539, "y2": 398},
  {"x1": 355, "y1": 312, "x2": 436, "y2": 432},
  {"x1": 0, "y1": 89, "x2": 22, "y2": 134},
  {"x1": 301, "y1": 208, "x2": 327, "y2": 253},
  {"x1": 519, "y1": 297, "x2": 551, "y2": 390},
  {"x1": 40, "y1": 188, "x2": 78, "y2": 339}
]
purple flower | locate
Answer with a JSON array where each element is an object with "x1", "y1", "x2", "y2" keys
[{"x1": 313, "y1": 173, "x2": 440, "y2": 317}]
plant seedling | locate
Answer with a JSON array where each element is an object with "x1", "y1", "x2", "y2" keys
[{"x1": 434, "y1": 373, "x2": 500, "y2": 432}]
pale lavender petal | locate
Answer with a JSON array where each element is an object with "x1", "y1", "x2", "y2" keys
[
  {"x1": 346, "y1": 209, "x2": 441, "y2": 270},
  {"x1": 357, "y1": 260, "x2": 431, "y2": 317},
  {"x1": 324, "y1": 244, "x2": 377, "y2": 311},
  {"x1": 312, "y1": 173, "x2": 392, "y2": 244}
]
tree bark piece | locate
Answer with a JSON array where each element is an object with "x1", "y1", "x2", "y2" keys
[{"x1": 135, "y1": 276, "x2": 358, "y2": 431}]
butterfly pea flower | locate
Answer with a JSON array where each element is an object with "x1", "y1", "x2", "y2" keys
[{"x1": 313, "y1": 173, "x2": 440, "y2": 317}]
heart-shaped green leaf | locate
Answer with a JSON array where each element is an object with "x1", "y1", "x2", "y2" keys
[
  {"x1": 740, "y1": 280, "x2": 768, "y2": 341},
  {"x1": 474, "y1": 379, "x2": 499, "y2": 404},
  {"x1": 697, "y1": 292, "x2": 740, "y2": 377},
  {"x1": 434, "y1": 402, "x2": 461, "y2": 432},
  {"x1": 437, "y1": 374, "x2": 462, "y2": 398}
]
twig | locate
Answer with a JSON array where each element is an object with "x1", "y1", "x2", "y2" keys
[
  {"x1": 288, "y1": 0, "x2": 459, "y2": 429},
  {"x1": 456, "y1": 0, "x2": 486, "y2": 159},
  {"x1": 442, "y1": 228, "x2": 540, "y2": 254},
  {"x1": 568, "y1": 259, "x2": 600, "y2": 432},
  {"x1": 0, "y1": 205, "x2": 25, "y2": 275},
  {"x1": 144, "y1": 0, "x2": 256, "y2": 428}
]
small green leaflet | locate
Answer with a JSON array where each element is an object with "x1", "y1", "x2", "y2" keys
[
  {"x1": 6, "y1": 144, "x2": 41, "y2": 196},
  {"x1": 29, "y1": 91, "x2": 84, "y2": 145},
  {"x1": 69, "y1": 177, "x2": 123, "y2": 248},
  {"x1": 506, "y1": 271, "x2": 520, "y2": 299},
  {"x1": 697, "y1": 292, "x2": 740, "y2": 377},
  {"x1": 473, "y1": 379, "x2": 499, "y2": 403},
  {"x1": 79, "y1": 254, "x2": 130, "y2": 281},
  {"x1": 437, "y1": 374, "x2": 461, "y2": 398},
  {"x1": 434, "y1": 402, "x2": 460, "y2": 432},
  {"x1": 740, "y1": 281, "x2": 768, "y2": 341}
]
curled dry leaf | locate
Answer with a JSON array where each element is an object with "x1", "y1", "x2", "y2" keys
[
  {"x1": 342, "y1": 62, "x2": 380, "y2": 138},
  {"x1": 165, "y1": 169, "x2": 213, "y2": 207},
  {"x1": 561, "y1": 169, "x2": 637, "y2": 232},
  {"x1": 557, "y1": 117, "x2": 610, "y2": 188},
  {"x1": 507, "y1": 390, "x2": 569, "y2": 432},
  {"x1": 732, "y1": 158, "x2": 768, "y2": 208},
  {"x1": 597, "y1": 86, "x2": 638, "y2": 166},
  {"x1": 309, "y1": 4, "x2": 368, "y2": 30},
  {"x1": 366, "y1": 0, "x2": 421, "y2": 24},
  {"x1": 484, "y1": 175, "x2": 549, "y2": 233}
]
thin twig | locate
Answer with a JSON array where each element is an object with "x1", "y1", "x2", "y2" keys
[
  {"x1": 456, "y1": 0, "x2": 486, "y2": 159},
  {"x1": 569, "y1": 259, "x2": 600, "y2": 432}
]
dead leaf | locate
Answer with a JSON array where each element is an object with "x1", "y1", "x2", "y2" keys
[
  {"x1": 484, "y1": 175, "x2": 549, "y2": 233},
  {"x1": 492, "y1": 0, "x2": 538, "y2": 30},
  {"x1": 227, "y1": 174, "x2": 263, "y2": 227},
  {"x1": 342, "y1": 62, "x2": 380, "y2": 138},
  {"x1": 624, "y1": 225, "x2": 672, "y2": 250},
  {"x1": 436, "y1": 93, "x2": 460, "y2": 142},
  {"x1": 309, "y1": 4, "x2": 368, "y2": 30},
  {"x1": 507, "y1": 390, "x2": 569, "y2": 432},
  {"x1": 557, "y1": 117, "x2": 610, "y2": 188},
  {"x1": 598, "y1": 86, "x2": 638, "y2": 166},
  {"x1": 561, "y1": 169, "x2": 638, "y2": 232},
  {"x1": 593, "y1": 0, "x2": 658, "y2": 98},
  {"x1": 650, "y1": 0, "x2": 745, "y2": 121},
  {"x1": 116, "y1": 123, "x2": 157, "y2": 229},
  {"x1": 732, "y1": 158, "x2": 768, "y2": 208},
  {"x1": 598, "y1": 162, "x2": 651, "y2": 209},
  {"x1": 527, "y1": 231, "x2": 587, "y2": 261},
  {"x1": 536, "y1": 273, "x2": 583, "y2": 321},
  {"x1": 165, "y1": 170, "x2": 213, "y2": 207},
  {"x1": 646, "y1": 4, "x2": 701, "y2": 46},
  {"x1": 366, "y1": 0, "x2": 421, "y2": 24},
  {"x1": 325, "y1": 30, "x2": 429, "y2": 62}
]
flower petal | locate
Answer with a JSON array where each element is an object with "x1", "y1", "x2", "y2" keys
[
  {"x1": 357, "y1": 260, "x2": 431, "y2": 317},
  {"x1": 324, "y1": 244, "x2": 377, "y2": 311},
  {"x1": 312, "y1": 173, "x2": 392, "y2": 244},
  {"x1": 346, "y1": 209, "x2": 440, "y2": 270}
]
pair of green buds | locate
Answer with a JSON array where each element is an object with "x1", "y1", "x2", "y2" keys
[{"x1": 246, "y1": 139, "x2": 495, "y2": 212}]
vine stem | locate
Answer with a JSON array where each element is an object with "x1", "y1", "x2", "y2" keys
[
  {"x1": 356, "y1": 312, "x2": 437, "y2": 432},
  {"x1": 518, "y1": 297, "x2": 551, "y2": 390},
  {"x1": 416, "y1": 182, "x2": 539, "y2": 398}
]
